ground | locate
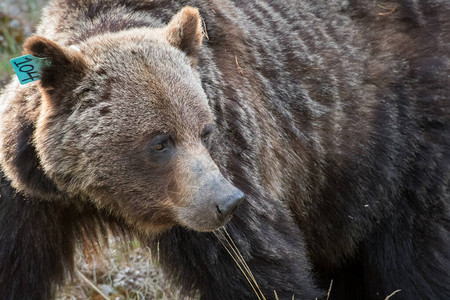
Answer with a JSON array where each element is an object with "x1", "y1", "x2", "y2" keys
[{"x1": 57, "y1": 238, "x2": 184, "y2": 300}]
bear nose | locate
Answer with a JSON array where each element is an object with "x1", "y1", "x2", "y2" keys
[{"x1": 215, "y1": 189, "x2": 245, "y2": 219}]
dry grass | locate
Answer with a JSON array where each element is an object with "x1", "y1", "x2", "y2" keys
[
  {"x1": 384, "y1": 289, "x2": 401, "y2": 300},
  {"x1": 56, "y1": 238, "x2": 185, "y2": 300},
  {"x1": 214, "y1": 227, "x2": 266, "y2": 300}
]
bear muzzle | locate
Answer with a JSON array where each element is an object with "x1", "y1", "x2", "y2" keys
[
  {"x1": 173, "y1": 154, "x2": 245, "y2": 231},
  {"x1": 175, "y1": 174, "x2": 245, "y2": 231}
]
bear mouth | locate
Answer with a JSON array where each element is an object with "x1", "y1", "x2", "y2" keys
[{"x1": 174, "y1": 206, "x2": 238, "y2": 232}]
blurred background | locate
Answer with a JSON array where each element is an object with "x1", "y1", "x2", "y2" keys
[
  {"x1": 0, "y1": 1, "x2": 181, "y2": 299},
  {"x1": 0, "y1": 0, "x2": 47, "y2": 86}
]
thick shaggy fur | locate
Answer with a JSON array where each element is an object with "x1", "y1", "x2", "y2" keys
[{"x1": 1, "y1": 0, "x2": 449, "y2": 299}]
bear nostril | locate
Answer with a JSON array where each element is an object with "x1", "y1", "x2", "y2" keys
[{"x1": 215, "y1": 189, "x2": 245, "y2": 219}]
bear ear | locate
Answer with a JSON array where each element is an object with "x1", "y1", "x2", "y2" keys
[
  {"x1": 23, "y1": 36, "x2": 87, "y2": 97},
  {"x1": 164, "y1": 7, "x2": 203, "y2": 66}
]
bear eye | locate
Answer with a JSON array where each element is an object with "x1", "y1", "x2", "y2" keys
[
  {"x1": 149, "y1": 134, "x2": 173, "y2": 155},
  {"x1": 154, "y1": 143, "x2": 165, "y2": 152},
  {"x1": 201, "y1": 125, "x2": 214, "y2": 148},
  {"x1": 202, "y1": 132, "x2": 210, "y2": 144}
]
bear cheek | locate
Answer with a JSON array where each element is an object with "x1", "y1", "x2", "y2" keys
[
  {"x1": 104, "y1": 191, "x2": 179, "y2": 234},
  {"x1": 134, "y1": 202, "x2": 178, "y2": 234}
]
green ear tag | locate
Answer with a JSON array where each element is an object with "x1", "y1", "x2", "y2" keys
[{"x1": 10, "y1": 54, "x2": 51, "y2": 85}]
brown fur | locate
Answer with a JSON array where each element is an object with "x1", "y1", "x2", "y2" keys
[{"x1": 0, "y1": 0, "x2": 449, "y2": 299}]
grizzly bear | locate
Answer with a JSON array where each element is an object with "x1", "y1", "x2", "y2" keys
[{"x1": 0, "y1": 0, "x2": 449, "y2": 299}]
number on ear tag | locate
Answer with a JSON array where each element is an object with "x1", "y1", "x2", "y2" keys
[{"x1": 10, "y1": 54, "x2": 50, "y2": 85}]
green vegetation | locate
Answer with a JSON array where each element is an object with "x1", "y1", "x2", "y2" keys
[{"x1": 0, "y1": 0, "x2": 47, "y2": 86}]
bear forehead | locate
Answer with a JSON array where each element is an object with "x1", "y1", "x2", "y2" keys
[
  {"x1": 81, "y1": 28, "x2": 190, "y2": 75},
  {"x1": 69, "y1": 70, "x2": 212, "y2": 142},
  {"x1": 70, "y1": 84, "x2": 212, "y2": 137},
  {"x1": 71, "y1": 37, "x2": 208, "y2": 108},
  {"x1": 79, "y1": 34, "x2": 206, "y2": 102}
]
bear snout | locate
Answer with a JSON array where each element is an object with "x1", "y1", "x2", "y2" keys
[
  {"x1": 173, "y1": 155, "x2": 245, "y2": 231},
  {"x1": 180, "y1": 176, "x2": 244, "y2": 231},
  {"x1": 196, "y1": 169, "x2": 245, "y2": 227},
  {"x1": 214, "y1": 188, "x2": 245, "y2": 221}
]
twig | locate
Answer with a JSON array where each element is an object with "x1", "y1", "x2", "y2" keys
[
  {"x1": 76, "y1": 269, "x2": 109, "y2": 300},
  {"x1": 213, "y1": 231, "x2": 261, "y2": 300},
  {"x1": 200, "y1": 15, "x2": 209, "y2": 40},
  {"x1": 377, "y1": 5, "x2": 397, "y2": 16},
  {"x1": 235, "y1": 55, "x2": 244, "y2": 75},
  {"x1": 326, "y1": 280, "x2": 333, "y2": 300},
  {"x1": 214, "y1": 228, "x2": 267, "y2": 300},
  {"x1": 385, "y1": 289, "x2": 401, "y2": 300}
]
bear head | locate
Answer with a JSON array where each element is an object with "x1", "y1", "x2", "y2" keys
[{"x1": 15, "y1": 7, "x2": 244, "y2": 234}]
